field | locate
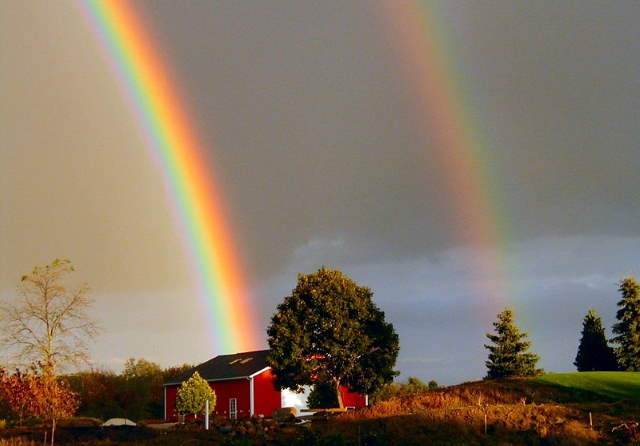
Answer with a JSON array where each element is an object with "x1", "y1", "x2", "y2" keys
[
  {"x1": 1, "y1": 372, "x2": 639, "y2": 445},
  {"x1": 534, "y1": 372, "x2": 640, "y2": 401}
]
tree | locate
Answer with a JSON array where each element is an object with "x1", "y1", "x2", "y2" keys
[
  {"x1": 174, "y1": 372, "x2": 216, "y2": 420},
  {"x1": 0, "y1": 364, "x2": 77, "y2": 445},
  {"x1": 267, "y1": 267, "x2": 399, "y2": 408},
  {"x1": 121, "y1": 358, "x2": 164, "y2": 420},
  {"x1": 1, "y1": 259, "x2": 99, "y2": 373},
  {"x1": 484, "y1": 308, "x2": 542, "y2": 379},
  {"x1": 611, "y1": 277, "x2": 640, "y2": 371},
  {"x1": 0, "y1": 368, "x2": 39, "y2": 425},
  {"x1": 307, "y1": 381, "x2": 339, "y2": 409},
  {"x1": 30, "y1": 364, "x2": 78, "y2": 446},
  {"x1": 574, "y1": 309, "x2": 618, "y2": 371}
]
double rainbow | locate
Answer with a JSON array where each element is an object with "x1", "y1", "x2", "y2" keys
[{"x1": 81, "y1": 0, "x2": 259, "y2": 353}]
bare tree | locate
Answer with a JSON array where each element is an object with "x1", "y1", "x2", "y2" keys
[{"x1": 1, "y1": 259, "x2": 99, "y2": 373}]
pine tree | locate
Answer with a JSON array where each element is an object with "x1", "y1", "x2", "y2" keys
[
  {"x1": 484, "y1": 308, "x2": 542, "y2": 379},
  {"x1": 574, "y1": 309, "x2": 618, "y2": 371},
  {"x1": 611, "y1": 277, "x2": 640, "y2": 371}
]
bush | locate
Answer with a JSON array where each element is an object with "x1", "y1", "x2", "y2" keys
[{"x1": 57, "y1": 417, "x2": 103, "y2": 427}]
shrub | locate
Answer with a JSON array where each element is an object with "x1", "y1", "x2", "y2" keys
[{"x1": 56, "y1": 416, "x2": 103, "y2": 427}]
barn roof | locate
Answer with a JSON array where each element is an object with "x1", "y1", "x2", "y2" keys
[{"x1": 164, "y1": 349, "x2": 270, "y2": 385}]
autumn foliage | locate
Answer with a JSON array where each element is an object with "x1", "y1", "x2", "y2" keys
[{"x1": 0, "y1": 363, "x2": 78, "y2": 445}]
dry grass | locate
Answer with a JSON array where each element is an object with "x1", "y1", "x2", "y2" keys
[
  {"x1": 332, "y1": 382, "x2": 613, "y2": 445},
  {"x1": 0, "y1": 439, "x2": 37, "y2": 446}
]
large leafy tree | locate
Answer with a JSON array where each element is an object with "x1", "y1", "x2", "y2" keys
[
  {"x1": 175, "y1": 372, "x2": 216, "y2": 420},
  {"x1": 484, "y1": 308, "x2": 542, "y2": 379},
  {"x1": 574, "y1": 309, "x2": 618, "y2": 371},
  {"x1": 267, "y1": 267, "x2": 399, "y2": 408},
  {"x1": 0, "y1": 259, "x2": 99, "y2": 373},
  {"x1": 611, "y1": 277, "x2": 640, "y2": 371}
]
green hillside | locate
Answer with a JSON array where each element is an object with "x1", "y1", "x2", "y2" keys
[{"x1": 533, "y1": 371, "x2": 640, "y2": 401}]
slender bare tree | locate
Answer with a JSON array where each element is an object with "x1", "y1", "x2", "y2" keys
[{"x1": 1, "y1": 259, "x2": 99, "y2": 373}]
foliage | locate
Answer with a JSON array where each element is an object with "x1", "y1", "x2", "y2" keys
[
  {"x1": 0, "y1": 259, "x2": 99, "y2": 372},
  {"x1": 0, "y1": 364, "x2": 77, "y2": 445},
  {"x1": 175, "y1": 372, "x2": 216, "y2": 418},
  {"x1": 307, "y1": 381, "x2": 339, "y2": 409},
  {"x1": 370, "y1": 376, "x2": 434, "y2": 403},
  {"x1": 29, "y1": 366, "x2": 78, "y2": 446},
  {"x1": 121, "y1": 358, "x2": 164, "y2": 420},
  {"x1": 611, "y1": 277, "x2": 640, "y2": 371},
  {"x1": 267, "y1": 267, "x2": 399, "y2": 408},
  {"x1": 574, "y1": 309, "x2": 618, "y2": 371},
  {"x1": 63, "y1": 362, "x2": 194, "y2": 421},
  {"x1": 0, "y1": 369, "x2": 39, "y2": 425},
  {"x1": 484, "y1": 307, "x2": 542, "y2": 379}
]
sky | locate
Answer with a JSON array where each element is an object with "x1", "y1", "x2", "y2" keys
[{"x1": 1, "y1": 0, "x2": 639, "y2": 385}]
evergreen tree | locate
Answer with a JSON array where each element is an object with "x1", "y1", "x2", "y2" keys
[
  {"x1": 267, "y1": 267, "x2": 399, "y2": 408},
  {"x1": 484, "y1": 308, "x2": 542, "y2": 379},
  {"x1": 611, "y1": 277, "x2": 640, "y2": 371},
  {"x1": 574, "y1": 309, "x2": 618, "y2": 371}
]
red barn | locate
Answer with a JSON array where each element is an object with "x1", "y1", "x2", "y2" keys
[{"x1": 163, "y1": 350, "x2": 367, "y2": 420}]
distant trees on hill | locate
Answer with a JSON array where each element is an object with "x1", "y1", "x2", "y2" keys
[
  {"x1": 612, "y1": 277, "x2": 640, "y2": 371},
  {"x1": 369, "y1": 377, "x2": 439, "y2": 404},
  {"x1": 64, "y1": 360, "x2": 193, "y2": 421},
  {"x1": 572, "y1": 276, "x2": 640, "y2": 372},
  {"x1": 484, "y1": 308, "x2": 542, "y2": 379},
  {"x1": 574, "y1": 309, "x2": 618, "y2": 371}
]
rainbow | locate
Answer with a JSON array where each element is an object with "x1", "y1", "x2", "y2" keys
[
  {"x1": 80, "y1": 0, "x2": 260, "y2": 353},
  {"x1": 378, "y1": 1, "x2": 513, "y2": 309}
]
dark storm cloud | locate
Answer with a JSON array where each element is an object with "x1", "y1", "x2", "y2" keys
[{"x1": 137, "y1": 0, "x2": 640, "y2": 281}]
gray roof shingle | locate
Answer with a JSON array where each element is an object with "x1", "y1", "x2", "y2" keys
[{"x1": 164, "y1": 349, "x2": 270, "y2": 385}]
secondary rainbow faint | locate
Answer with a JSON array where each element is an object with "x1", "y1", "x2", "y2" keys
[
  {"x1": 80, "y1": 0, "x2": 260, "y2": 353},
  {"x1": 378, "y1": 0, "x2": 514, "y2": 310}
]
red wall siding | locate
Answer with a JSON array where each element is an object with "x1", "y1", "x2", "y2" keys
[
  {"x1": 164, "y1": 370, "x2": 366, "y2": 420},
  {"x1": 211, "y1": 379, "x2": 251, "y2": 418},
  {"x1": 340, "y1": 386, "x2": 367, "y2": 408},
  {"x1": 165, "y1": 385, "x2": 178, "y2": 420},
  {"x1": 252, "y1": 369, "x2": 282, "y2": 417},
  {"x1": 164, "y1": 378, "x2": 251, "y2": 420}
]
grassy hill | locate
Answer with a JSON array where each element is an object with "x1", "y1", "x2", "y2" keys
[
  {"x1": 324, "y1": 372, "x2": 640, "y2": 445},
  {"x1": 533, "y1": 371, "x2": 640, "y2": 401}
]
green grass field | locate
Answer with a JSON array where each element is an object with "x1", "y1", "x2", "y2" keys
[{"x1": 533, "y1": 371, "x2": 640, "y2": 401}]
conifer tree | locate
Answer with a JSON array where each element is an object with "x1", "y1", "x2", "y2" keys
[
  {"x1": 484, "y1": 308, "x2": 542, "y2": 379},
  {"x1": 611, "y1": 277, "x2": 640, "y2": 371},
  {"x1": 574, "y1": 309, "x2": 618, "y2": 371}
]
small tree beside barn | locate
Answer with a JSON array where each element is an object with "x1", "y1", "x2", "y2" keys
[
  {"x1": 267, "y1": 267, "x2": 399, "y2": 408},
  {"x1": 175, "y1": 371, "x2": 216, "y2": 420}
]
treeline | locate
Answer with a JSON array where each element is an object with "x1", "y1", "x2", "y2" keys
[
  {"x1": 574, "y1": 276, "x2": 640, "y2": 372},
  {"x1": 62, "y1": 359, "x2": 193, "y2": 421}
]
